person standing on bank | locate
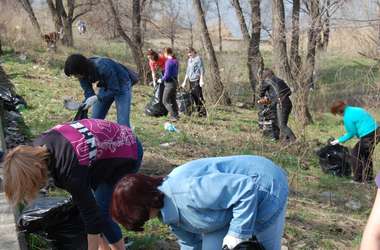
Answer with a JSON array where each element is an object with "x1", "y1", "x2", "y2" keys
[
  {"x1": 157, "y1": 47, "x2": 179, "y2": 121},
  {"x1": 3, "y1": 119, "x2": 144, "y2": 250},
  {"x1": 258, "y1": 68, "x2": 296, "y2": 142},
  {"x1": 330, "y1": 100, "x2": 379, "y2": 182},
  {"x1": 111, "y1": 155, "x2": 288, "y2": 250},
  {"x1": 181, "y1": 47, "x2": 206, "y2": 117},
  {"x1": 147, "y1": 49, "x2": 166, "y2": 87},
  {"x1": 64, "y1": 54, "x2": 138, "y2": 127}
]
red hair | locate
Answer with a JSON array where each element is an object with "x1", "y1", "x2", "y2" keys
[
  {"x1": 330, "y1": 100, "x2": 347, "y2": 115},
  {"x1": 111, "y1": 174, "x2": 164, "y2": 231}
]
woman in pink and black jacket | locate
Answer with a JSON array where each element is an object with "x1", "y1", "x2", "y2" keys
[{"x1": 3, "y1": 119, "x2": 143, "y2": 250}]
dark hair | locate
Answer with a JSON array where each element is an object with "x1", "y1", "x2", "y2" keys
[
  {"x1": 187, "y1": 47, "x2": 197, "y2": 53},
  {"x1": 262, "y1": 68, "x2": 275, "y2": 79},
  {"x1": 330, "y1": 100, "x2": 347, "y2": 115},
  {"x1": 147, "y1": 49, "x2": 159, "y2": 61},
  {"x1": 164, "y1": 47, "x2": 173, "y2": 56},
  {"x1": 111, "y1": 174, "x2": 164, "y2": 231},
  {"x1": 64, "y1": 54, "x2": 91, "y2": 77}
]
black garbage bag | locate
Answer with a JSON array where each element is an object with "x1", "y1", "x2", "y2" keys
[
  {"x1": 73, "y1": 104, "x2": 88, "y2": 121},
  {"x1": 257, "y1": 104, "x2": 279, "y2": 140},
  {"x1": 145, "y1": 83, "x2": 168, "y2": 117},
  {"x1": 223, "y1": 236, "x2": 265, "y2": 250},
  {"x1": 17, "y1": 196, "x2": 87, "y2": 250},
  {"x1": 0, "y1": 85, "x2": 27, "y2": 111},
  {"x1": 176, "y1": 89, "x2": 193, "y2": 115},
  {"x1": 316, "y1": 144, "x2": 352, "y2": 177}
]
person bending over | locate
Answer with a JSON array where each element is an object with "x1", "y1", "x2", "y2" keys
[
  {"x1": 111, "y1": 155, "x2": 288, "y2": 250},
  {"x1": 157, "y1": 47, "x2": 179, "y2": 121},
  {"x1": 147, "y1": 49, "x2": 166, "y2": 87},
  {"x1": 258, "y1": 68, "x2": 296, "y2": 142},
  {"x1": 3, "y1": 119, "x2": 143, "y2": 250},
  {"x1": 330, "y1": 100, "x2": 379, "y2": 182},
  {"x1": 64, "y1": 54, "x2": 138, "y2": 127}
]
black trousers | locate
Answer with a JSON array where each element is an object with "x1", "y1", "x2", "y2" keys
[
  {"x1": 274, "y1": 96, "x2": 296, "y2": 141},
  {"x1": 352, "y1": 128, "x2": 380, "y2": 182},
  {"x1": 189, "y1": 80, "x2": 206, "y2": 115},
  {"x1": 162, "y1": 81, "x2": 179, "y2": 118}
]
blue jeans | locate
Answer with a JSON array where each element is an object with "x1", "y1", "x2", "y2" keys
[
  {"x1": 92, "y1": 82, "x2": 132, "y2": 127},
  {"x1": 93, "y1": 140, "x2": 143, "y2": 244}
]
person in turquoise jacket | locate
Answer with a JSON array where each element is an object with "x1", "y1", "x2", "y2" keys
[
  {"x1": 330, "y1": 100, "x2": 379, "y2": 182},
  {"x1": 110, "y1": 155, "x2": 289, "y2": 250}
]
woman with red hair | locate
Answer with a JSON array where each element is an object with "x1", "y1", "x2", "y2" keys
[
  {"x1": 111, "y1": 155, "x2": 288, "y2": 250},
  {"x1": 330, "y1": 100, "x2": 379, "y2": 182}
]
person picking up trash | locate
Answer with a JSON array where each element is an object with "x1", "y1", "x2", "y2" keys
[
  {"x1": 157, "y1": 47, "x2": 179, "y2": 121},
  {"x1": 111, "y1": 155, "x2": 288, "y2": 250},
  {"x1": 64, "y1": 54, "x2": 139, "y2": 127},
  {"x1": 330, "y1": 100, "x2": 379, "y2": 183},
  {"x1": 181, "y1": 47, "x2": 206, "y2": 117},
  {"x1": 147, "y1": 48, "x2": 166, "y2": 87},
  {"x1": 3, "y1": 119, "x2": 143, "y2": 250}
]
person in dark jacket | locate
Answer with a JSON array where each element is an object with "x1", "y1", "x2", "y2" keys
[
  {"x1": 258, "y1": 68, "x2": 296, "y2": 142},
  {"x1": 64, "y1": 54, "x2": 138, "y2": 127},
  {"x1": 157, "y1": 47, "x2": 179, "y2": 121},
  {"x1": 3, "y1": 119, "x2": 144, "y2": 250}
]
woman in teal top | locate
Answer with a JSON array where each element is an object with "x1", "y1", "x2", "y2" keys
[{"x1": 330, "y1": 100, "x2": 379, "y2": 182}]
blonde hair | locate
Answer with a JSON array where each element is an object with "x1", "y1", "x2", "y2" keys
[{"x1": 3, "y1": 145, "x2": 50, "y2": 205}]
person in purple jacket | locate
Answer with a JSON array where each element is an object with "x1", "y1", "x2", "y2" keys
[
  {"x1": 3, "y1": 119, "x2": 143, "y2": 250},
  {"x1": 157, "y1": 47, "x2": 179, "y2": 121}
]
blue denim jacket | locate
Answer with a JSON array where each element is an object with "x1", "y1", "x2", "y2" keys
[
  {"x1": 80, "y1": 57, "x2": 132, "y2": 99},
  {"x1": 158, "y1": 155, "x2": 288, "y2": 250}
]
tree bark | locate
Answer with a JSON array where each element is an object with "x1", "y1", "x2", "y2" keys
[
  {"x1": 46, "y1": 0, "x2": 63, "y2": 32},
  {"x1": 214, "y1": 0, "x2": 223, "y2": 52},
  {"x1": 107, "y1": 0, "x2": 147, "y2": 84},
  {"x1": 247, "y1": 0, "x2": 263, "y2": 103},
  {"x1": 16, "y1": 0, "x2": 42, "y2": 36},
  {"x1": 0, "y1": 38, "x2": 2, "y2": 55},
  {"x1": 231, "y1": 0, "x2": 250, "y2": 43},
  {"x1": 193, "y1": 0, "x2": 231, "y2": 105},
  {"x1": 272, "y1": 0, "x2": 293, "y2": 83},
  {"x1": 290, "y1": 0, "x2": 301, "y2": 74}
]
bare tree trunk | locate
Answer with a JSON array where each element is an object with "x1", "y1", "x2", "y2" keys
[
  {"x1": 272, "y1": 0, "x2": 293, "y2": 83},
  {"x1": 247, "y1": 0, "x2": 263, "y2": 103},
  {"x1": 46, "y1": 0, "x2": 63, "y2": 32},
  {"x1": 107, "y1": 0, "x2": 147, "y2": 84},
  {"x1": 290, "y1": 0, "x2": 301, "y2": 74},
  {"x1": 193, "y1": 0, "x2": 230, "y2": 105},
  {"x1": 16, "y1": 0, "x2": 42, "y2": 36},
  {"x1": 231, "y1": 0, "x2": 250, "y2": 42},
  {"x1": 189, "y1": 24, "x2": 194, "y2": 48},
  {"x1": 215, "y1": 0, "x2": 223, "y2": 52},
  {"x1": 0, "y1": 38, "x2": 2, "y2": 55}
]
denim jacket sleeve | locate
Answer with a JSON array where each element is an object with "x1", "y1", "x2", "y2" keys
[
  {"x1": 189, "y1": 173, "x2": 258, "y2": 239},
  {"x1": 80, "y1": 79, "x2": 96, "y2": 99},
  {"x1": 170, "y1": 225, "x2": 202, "y2": 250},
  {"x1": 97, "y1": 61, "x2": 121, "y2": 94}
]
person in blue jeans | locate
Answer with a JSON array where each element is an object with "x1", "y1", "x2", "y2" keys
[
  {"x1": 64, "y1": 54, "x2": 138, "y2": 127},
  {"x1": 111, "y1": 155, "x2": 289, "y2": 250}
]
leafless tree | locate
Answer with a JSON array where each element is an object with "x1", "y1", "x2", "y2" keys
[
  {"x1": 193, "y1": 0, "x2": 231, "y2": 105},
  {"x1": 107, "y1": 0, "x2": 148, "y2": 84},
  {"x1": 231, "y1": 0, "x2": 264, "y2": 102},
  {"x1": 15, "y1": 0, "x2": 42, "y2": 36},
  {"x1": 46, "y1": 0, "x2": 99, "y2": 47},
  {"x1": 159, "y1": 0, "x2": 181, "y2": 48},
  {"x1": 211, "y1": 0, "x2": 223, "y2": 52}
]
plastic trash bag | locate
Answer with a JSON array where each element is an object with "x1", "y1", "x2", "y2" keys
[
  {"x1": 17, "y1": 196, "x2": 87, "y2": 250},
  {"x1": 316, "y1": 144, "x2": 352, "y2": 177},
  {"x1": 145, "y1": 83, "x2": 168, "y2": 117},
  {"x1": 257, "y1": 104, "x2": 279, "y2": 140},
  {"x1": 0, "y1": 85, "x2": 27, "y2": 111},
  {"x1": 176, "y1": 89, "x2": 193, "y2": 115},
  {"x1": 222, "y1": 236, "x2": 265, "y2": 250}
]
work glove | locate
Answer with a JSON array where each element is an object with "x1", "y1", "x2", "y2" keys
[
  {"x1": 157, "y1": 79, "x2": 162, "y2": 84},
  {"x1": 83, "y1": 95, "x2": 98, "y2": 110},
  {"x1": 181, "y1": 81, "x2": 186, "y2": 89},
  {"x1": 222, "y1": 235, "x2": 247, "y2": 250},
  {"x1": 330, "y1": 139, "x2": 339, "y2": 145},
  {"x1": 199, "y1": 79, "x2": 205, "y2": 87}
]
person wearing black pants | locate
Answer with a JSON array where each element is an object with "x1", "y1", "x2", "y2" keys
[
  {"x1": 158, "y1": 47, "x2": 179, "y2": 121},
  {"x1": 182, "y1": 47, "x2": 206, "y2": 117},
  {"x1": 258, "y1": 68, "x2": 296, "y2": 142}
]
